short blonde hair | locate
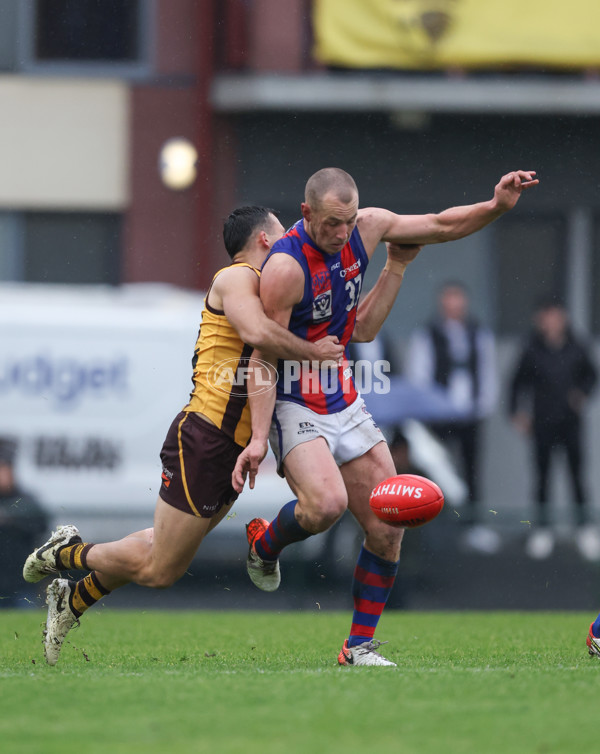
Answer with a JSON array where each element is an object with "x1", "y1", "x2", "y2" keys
[{"x1": 305, "y1": 168, "x2": 358, "y2": 209}]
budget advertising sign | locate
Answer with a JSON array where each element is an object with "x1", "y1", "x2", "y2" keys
[{"x1": 0, "y1": 284, "x2": 204, "y2": 515}]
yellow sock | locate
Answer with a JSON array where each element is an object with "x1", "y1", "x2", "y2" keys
[
  {"x1": 70, "y1": 572, "x2": 111, "y2": 617},
  {"x1": 58, "y1": 543, "x2": 92, "y2": 571}
]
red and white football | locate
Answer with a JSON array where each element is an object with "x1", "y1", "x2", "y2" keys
[{"x1": 369, "y1": 474, "x2": 444, "y2": 528}]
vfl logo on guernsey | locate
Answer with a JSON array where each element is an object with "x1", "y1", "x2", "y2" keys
[
  {"x1": 311, "y1": 270, "x2": 332, "y2": 321},
  {"x1": 207, "y1": 358, "x2": 279, "y2": 397},
  {"x1": 313, "y1": 290, "x2": 332, "y2": 321},
  {"x1": 370, "y1": 483, "x2": 423, "y2": 499}
]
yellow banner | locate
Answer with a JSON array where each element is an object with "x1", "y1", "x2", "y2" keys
[{"x1": 313, "y1": 0, "x2": 600, "y2": 69}]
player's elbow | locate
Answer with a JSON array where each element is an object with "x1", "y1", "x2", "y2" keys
[
  {"x1": 248, "y1": 324, "x2": 273, "y2": 350},
  {"x1": 236, "y1": 321, "x2": 270, "y2": 350}
]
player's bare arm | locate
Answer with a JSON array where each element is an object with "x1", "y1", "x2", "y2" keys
[
  {"x1": 232, "y1": 253, "x2": 307, "y2": 493},
  {"x1": 356, "y1": 170, "x2": 539, "y2": 255},
  {"x1": 231, "y1": 351, "x2": 276, "y2": 492},
  {"x1": 212, "y1": 263, "x2": 342, "y2": 362},
  {"x1": 352, "y1": 242, "x2": 422, "y2": 343}
]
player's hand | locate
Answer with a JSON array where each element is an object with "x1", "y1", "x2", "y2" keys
[
  {"x1": 494, "y1": 170, "x2": 539, "y2": 211},
  {"x1": 312, "y1": 335, "x2": 344, "y2": 364},
  {"x1": 232, "y1": 438, "x2": 269, "y2": 492}
]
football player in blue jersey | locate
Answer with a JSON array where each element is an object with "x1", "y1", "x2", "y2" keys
[{"x1": 234, "y1": 166, "x2": 539, "y2": 667}]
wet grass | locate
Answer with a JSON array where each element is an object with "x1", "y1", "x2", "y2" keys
[{"x1": 1, "y1": 609, "x2": 597, "y2": 754}]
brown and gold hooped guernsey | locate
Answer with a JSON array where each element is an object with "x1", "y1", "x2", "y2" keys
[{"x1": 183, "y1": 263, "x2": 259, "y2": 448}]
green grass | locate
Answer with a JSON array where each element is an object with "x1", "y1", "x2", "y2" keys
[{"x1": 1, "y1": 609, "x2": 598, "y2": 754}]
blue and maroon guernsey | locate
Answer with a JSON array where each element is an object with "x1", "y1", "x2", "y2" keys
[{"x1": 263, "y1": 219, "x2": 369, "y2": 414}]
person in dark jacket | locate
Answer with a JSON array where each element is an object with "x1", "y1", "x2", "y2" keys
[
  {"x1": 509, "y1": 298, "x2": 598, "y2": 560},
  {"x1": 0, "y1": 437, "x2": 48, "y2": 606}
]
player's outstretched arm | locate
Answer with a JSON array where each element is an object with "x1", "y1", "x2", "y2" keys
[
  {"x1": 218, "y1": 265, "x2": 343, "y2": 363},
  {"x1": 352, "y1": 243, "x2": 422, "y2": 342},
  {"x1": 357, "y1": 170, "x2": 539, "y2": 252}
]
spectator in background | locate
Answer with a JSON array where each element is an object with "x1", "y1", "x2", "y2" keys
[
  {"x1": 0, "y1": 437, "x2": 48, "y2": 607},
  {"x1": 508, "y1": 297, "x2": 598, "y2": 560},
  {"x1": 388, "y1": 427, "x2": 428, "y2": 478},
  {"x1": 406, "y1": 281, "x2": 499, "y2": 553}
]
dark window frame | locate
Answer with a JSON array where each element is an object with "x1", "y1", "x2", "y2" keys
[
  {"x1": 24, "y1": 210, "x2": 122, "y2": 286},
  {"x1": 17, "y1": 0, "x2": 155, "y2": 79}
]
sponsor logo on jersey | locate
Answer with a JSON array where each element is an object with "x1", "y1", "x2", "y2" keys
[{"x1": 340, "y1": 259, "x2": 362, "y2": 278}]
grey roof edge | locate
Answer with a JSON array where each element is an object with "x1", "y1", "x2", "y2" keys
[{"x1": 211, "y1": 73, "x2": 600, "y2": 115}]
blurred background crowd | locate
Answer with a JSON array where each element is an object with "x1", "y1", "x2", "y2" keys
[{"x1": 2, "y1": 0, "x2": 600, "y2": 610}]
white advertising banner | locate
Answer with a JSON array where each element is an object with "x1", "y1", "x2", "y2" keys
[{"x1": 0, "y1": 283, "x2": 205, "y2": 516}]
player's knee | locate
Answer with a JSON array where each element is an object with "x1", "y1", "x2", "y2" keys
[
  {"x1": 137, "y1": 564, "x2": 181, "y2": 589},
  {"x1": 149, "y1": 574, "x2": 178, "y2": 590},
  {"x1": 320, "y1": 506, "x2": 346, "y2": 530},
  {"x1": 305, "y1": 492, "x2": 347, "y2": 532},
  {"x1": 327, "y1": 489, "x2": 348, "y2": 516}
]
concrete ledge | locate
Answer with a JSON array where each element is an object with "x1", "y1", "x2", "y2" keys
[{"x1": 211, "y1": 72, "x2": 600, "y2": 115}]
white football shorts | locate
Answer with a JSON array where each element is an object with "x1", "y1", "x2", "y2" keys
[{"x1": 269, "y1": 396, "x2": 384, "y2": 474}]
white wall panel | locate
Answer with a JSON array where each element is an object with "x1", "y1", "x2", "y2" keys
[{"x1": 0, "y1": 77, "x2": 129, "y2": 209}]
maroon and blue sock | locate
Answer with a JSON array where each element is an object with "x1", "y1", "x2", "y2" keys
[
  {"x1": 592, "y1": 612, "x2": 600, "y2": 637},
  {"x1": 254, "y1": 500, "x2": 312, "y2": 561},
  {"x1": 347, "y1": 545, "x2": 399, "y2": 648}
]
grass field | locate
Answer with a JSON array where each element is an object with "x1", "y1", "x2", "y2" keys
[{"x1": 1, "y1": 608, "x2": 597, "y2": 754}]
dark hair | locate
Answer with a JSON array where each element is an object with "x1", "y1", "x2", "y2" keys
[{"x1": 223, "y1": 206, "x2": 278, "y2": 259}]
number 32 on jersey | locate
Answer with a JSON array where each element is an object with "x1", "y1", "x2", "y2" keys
[{"x1": 345, "y1": 273, "x2": 362, "y2": 311}]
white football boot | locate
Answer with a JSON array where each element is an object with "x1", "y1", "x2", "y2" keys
[
  {"x1": 44, "y1": 578, "x2": 80, "y2": 666},
  {"x1": 338, "y1": 639, "x2": 397, "y2": 667},
  {"x1": 23, "y1": 524, "x2": 82, "y2": 583}
]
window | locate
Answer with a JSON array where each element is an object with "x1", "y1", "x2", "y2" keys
[
  {"x1": 18, "y1": 0, "x2": 153, "y2": 76},
  {"x1": 35, "y1": 0, "x2": 140, "y2": 61},
  {"x1": 24, "y1": 212, "x2": 122, "y2": 285}
]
